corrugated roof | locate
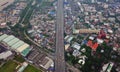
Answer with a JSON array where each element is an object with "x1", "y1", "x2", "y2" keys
[
  {"x1": 0, "y1": 51, "x2": 12, "y2": 59},
  {"x1": 7, "y1": 38, "x2": 19, "y2": 46},
  {"x1": 21, "y1": 48, "x2": 30, "y2": 56},
  {"x1": 16, "y1": 43, "x2": 29, "y2": 52},
  {"x1": 3, "y1": 35, "x2": 15, "y2": 43},
  {"x1": 11, "y1": 41, "x2": 24, "y2": 49},
  {"x1": 0, "y1": 34, "x2": 8, "y2": 41}
]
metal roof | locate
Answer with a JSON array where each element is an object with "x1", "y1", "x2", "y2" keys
[
  {"x1": 3, "y1": 35, "x2": 15, "y2": 43},
  {"x1": 11, "y1": 41, "x2": 24, "y2": 49},
  {"x1": 7, "y1": 38, "x2": 19, "y2": 46},
  {"x1": 0, "y1": 51, "x2": 12, "y2": 59},
  {"x1": 0, "y1": 34, "x2": 8, "y2": 41},
  {"x1": 16, "y1": 43, "x2": 29, "y2": 52}
]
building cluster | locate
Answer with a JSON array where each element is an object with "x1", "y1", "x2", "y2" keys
[
  {"x1": 0, "y1": 0, "x2": 55, "y2": 72},
  {"x1": 0, "y1": 0, "x2": 27, "y2": 28},
  {"x1": 28, "y1": 1, "x2": 56, "y2": 50},
  {"x1": 0, "y1": 34, "x2": 31, "y2": 57},
  {"x1": 64, "y1": 0, "x2": 120, "y2": 71},
  {"x1": 27, "y1": 48, "x2": 54, "y2": 70},
  {"x1": 0, "y1": 33, "x2": 54, "y2": 71},
  {"x1": 0, "y1": 0, "x2": 15, "y2": 11}
]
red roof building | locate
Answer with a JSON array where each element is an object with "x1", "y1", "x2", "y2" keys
[
  {"x1": 92, "y1": 43, "x2": 98, "y2": 50},
  {"x1": 87, "y1": 40, "x2": 98, "y2": 51},
  {"x1": 87, "y1": 40, "x2": 93, "y2": 47},
  {"x1": 98, "y1": 30, "x2": 106, "y2": 39}
]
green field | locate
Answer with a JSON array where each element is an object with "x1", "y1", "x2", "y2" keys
[
  {"x1": 0, "y1": 60, "x2": 18, "y2": 72},
  {"x1": 23, "y1": 65, "x2": 42, "y2": 72},
  {"x1": 14, "y1": 55, "x2": 25, "y2": 63}
]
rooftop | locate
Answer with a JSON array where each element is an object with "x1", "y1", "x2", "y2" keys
[
  {"x1": 3, "y1": 35, "x2": 15, "y2": 43},
  {"x1": 0, "y1": 34, "x2": 8, "y2": 41}
]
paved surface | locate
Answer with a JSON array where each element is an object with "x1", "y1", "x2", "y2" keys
[
  {"x1": 55, "y1": 0, "x2": 65, "y2": 72},
  {"x1": 66, "y1": 63, "x2": 81, "y2": 72}
]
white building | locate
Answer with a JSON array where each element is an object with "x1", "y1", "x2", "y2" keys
[
  {"x1": 0, "y1": 51, "x2": 12, "y2": 59},
  {"x1": 72, "y1": 50, "x2": 81, "y2": 57},
  {"x1": 97, "y1": 38, "x2": 104, "y2": 44},
  {"x1": 89, "y1": 36, "x2": 94, "y2": 40},
  {"x1": 101, "y1": 62, "x2": 114, "y2": 72},
  {"x1": 65, "y1": 35, "x2": 73, "y2": 43},
  {"x1": 72, "y1": 42, "x2": 81, "y2": 50},
  {"x1": 108, "y1": 29, "x2": 113, "y2": 34}
]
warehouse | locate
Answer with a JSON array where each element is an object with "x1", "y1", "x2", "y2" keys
[
  {"x1": 0, "y1": 34, "x2": 30, "y2": 56},
  {"x1": 11, "y1": 41, "x2": 24, "y2": 50},
  {"x1": 2, "y1": 35, "x2": 15, "y2": 45},
  {"x1": 16, "y1": 43, "x2": 29, "y2": 52},
  {"x1": 0, "y1": 51, "x2": 12, "y2": 60},
  {"x1": 7, "y1": 38, "x2": 19, "y2": 46},
  {"x1": 0, "y1": 34, "x2": 8, "y2": 41}
]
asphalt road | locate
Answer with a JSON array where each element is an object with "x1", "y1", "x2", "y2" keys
[{"x1": 55, "y1": 0, "x2": 65, "y2": 72}]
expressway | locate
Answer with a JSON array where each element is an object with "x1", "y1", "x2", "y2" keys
[{"x1": 55, "y1": 0, "x2": 65, "y2": 72}]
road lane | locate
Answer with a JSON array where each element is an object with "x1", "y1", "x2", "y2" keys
[{"x1": 55, "y1": 0, "x2": 65, "y2": 72}]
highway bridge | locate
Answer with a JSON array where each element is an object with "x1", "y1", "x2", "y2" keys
[{"x1": 55, "y1": 0, "x2": 65, "y2": 72}]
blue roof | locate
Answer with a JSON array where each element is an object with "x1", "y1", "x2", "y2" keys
[
  {"x1": 48, "y1": 67, "x2": 55, "y2": 71},
  {"x1": 48, "y1": 11, "x2": 55, "y2": 15},
  {"x1": 64, "y1": 2, "x2": 69, "y2": 5}
]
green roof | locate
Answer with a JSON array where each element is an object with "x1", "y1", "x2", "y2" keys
[
  {"x1": 7, "y1": 38, "x2": 19, "y2": 46},
  {"x1": 11, "y1": 41, "x2": 24, "y2": 49},
  {"x1": 18, "y1": 66, "x2": 26, "y2": 72},
  {"x1": 21, "y1": 48, "x2": 30, "y2": 57},
  {"x1": 0, "y1": 34, "x2": 8, "y2": 41},
  {"x1": 3, "y1": 35, "x2": 15, "y2": 43}
]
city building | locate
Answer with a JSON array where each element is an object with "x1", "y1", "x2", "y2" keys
[
  {"x1": 72, "y1": 42, "x2": 81, "y2": 50},
  {"x1": 0, "y1": 34, "x2": 31, "y2": 56},
  {"x1": 0, "y1": 0, "x2": 15, "y2": 11},
  {"x1": 73, "y1": 29, "x2": 100, "y2": 34},
  {"x1": 0, "y1": 51, "x2": 12, "y2": 60},
  {"x1": 72, "y1": 50, "x2": 81, "y2": 57},
  {"x1": 65, "y1": 44, "x2": 70, "y2": 51},
  {"x1": 65, "y1": 35, "x2": 74, "y2": 43},
  {"x1": 17, "y1": 62, "x2": 28, "y2": 72},
  {"x1": 0, "y1": 23, "x2": 7, "y2": 28},
  {"x1": 101, "y1": 62, "x2": 114, "y2": 72},
  {"x1": 87, "y1": 40, "x2": 99, "y2": 51},
  {"x1": 40, "y1": 56, "x2": 54, "y2": 70}
]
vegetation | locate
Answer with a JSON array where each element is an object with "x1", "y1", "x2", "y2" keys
[
  {"x1": 14, "y1": 55, "x2": 25, "y2": 63},
  {"x1": 0, "y1": 60, "x2": 18, "y2": 72},
  {"x1": 23, "y1": 65, "x2": 42, "y2": 72}
]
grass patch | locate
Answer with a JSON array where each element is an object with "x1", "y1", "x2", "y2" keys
[
  {"x1": 14, "y1": 55, "x2": 25, "y2": 63},
  {"x1": 0, "y1": 60, "x2": 18, "y2": 72},
  {"x1": 23, "y1": 65, "x2": 42, "y2": 72}
]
